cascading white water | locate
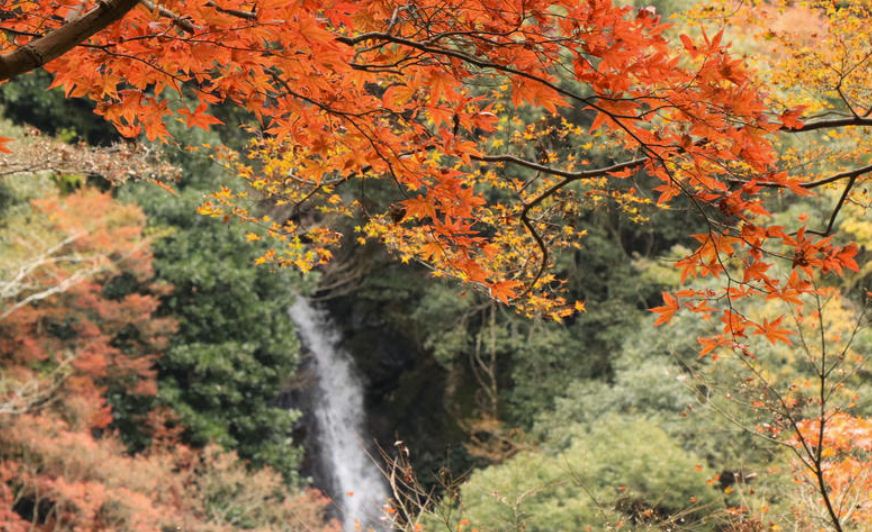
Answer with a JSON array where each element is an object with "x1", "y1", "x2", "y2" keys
[{"x1": 289, "y1": 297, "x2": 388, "y2": 531}]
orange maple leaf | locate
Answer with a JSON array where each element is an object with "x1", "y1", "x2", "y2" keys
[
  {"x1": 779, "y1": 106, "x2": 807, "y2": 129},
  {"x1": 753, "y1": 316, "x2": 793, "y2": 346},
  {"x1": 179, "y1": 103, "x2": 224, "y2": 131},
  {"x1": 650, "y1": 292, "x2": 680, "y2": 326},
  {"x1": 489, "y1": 280, "x2": 523, "y2": 303}
]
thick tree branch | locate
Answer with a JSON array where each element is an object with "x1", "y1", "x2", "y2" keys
[
  {"x1": 729, "y1": 164, "x2": 870, "y2": 237},
  {"x1": 786, "y1": 116, "x2": 872, "y2": 132},
  {"x1": 798, "y1": 164, "x2": 872, "y2": 189},
  {"x1": 205, "y1": 1, "x2": 257, "y2": 21},
  {"x1": 729, "y1": 164, "x2": 872, "y2": 190},
  {"x1": 0, "y1": 0, "x2": 141, "y2": 82},
  {"x1": 482, "y1": 155, "x2": 870, "y2": 202}
]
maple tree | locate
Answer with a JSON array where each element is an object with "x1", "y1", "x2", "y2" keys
[
  {"x1": 0, "y1": 0, "x2": 868, "y2": 528},
  {"x1": 0, "y1": 0, "x2": 864, "y2": 310},
  {"x1": 663, "y1": 4, "x2": 870, "y2": 529}
]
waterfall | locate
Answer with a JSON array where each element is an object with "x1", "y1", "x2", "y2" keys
[{"x1": 289, "y1": 297, "x2": 389, "y2": 531}]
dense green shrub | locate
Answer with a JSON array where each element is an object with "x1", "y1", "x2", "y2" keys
[
  {"x1": 123, "y1": 144, "x2": 306, "y2": 482},
  {"x1": 453, "y1": 416, "x2": 718, "y2": 530}
]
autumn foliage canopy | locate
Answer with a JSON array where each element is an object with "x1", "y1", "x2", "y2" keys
[{"x1": 0, "y1": 0, "x2": 865, "y2": 313}]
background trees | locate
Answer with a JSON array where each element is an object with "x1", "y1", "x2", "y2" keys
[
  {"x1": 0, "y1": 0, "x2": 868, "y2": 530},
  {"x1": 0, "y1": 121, "x2": 331, "y2": 529}
]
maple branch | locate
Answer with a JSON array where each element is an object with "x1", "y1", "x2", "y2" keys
[
  {"x1": 737, "y1": 160, "x2": 869, "y2": 245},
  {"x1": 488, "y1": 153, "x2": 865, "y2": 279},
  {"x1": 808, "y1": 175, "x2": 857, "y2": 238},
  {"x1": 811, "y1": 289, "x2": 845, "y2": 532},
  {"x1": 474, "y1": 154, "x2": 647, "y2": 182},
  {"x1": 336, "y1": 32, "x2": 625, "y2": 115},
  {"x1": 786, "y1": 116, "x2": 872, "y2": 132},
  {"x1": 204, "y1": 1, "x2": 257, "y2": 21},
  {"x1": 140, "y1": 0, "x2": 196, "y2": 34},
  {"x1": 0, "y1": 0, "x2": 141, "y2": 82},
  {"x1": 469, "y1": 155, "x2": 646, "y2": 290},
  {"x1": 835, "y1": 79, "x2": 860, "y2": 120},
  {"x1": 727, "y1": 163, "x2": 872, "y2": 190},
  {"x1": 508, "y1": 156, "x2": 646, "y2": 290},
  {"x1": 798, "y1": 163, "x2": 872, "y2": 189},
  {"x1": 519, "y1": 210, "x2": 549, "y2": 294}
]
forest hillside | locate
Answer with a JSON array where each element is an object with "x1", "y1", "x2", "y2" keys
[{"x1": 0, "y1": 0, "x2": 869, "y2": 530}]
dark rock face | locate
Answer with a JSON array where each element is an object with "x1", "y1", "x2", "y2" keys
[
  {"x1": 321, "y1": 293, "x2": 475, "y2": 487},
  {"x1": 279, "y1": 364, "x2": 329, "y2": 488},
  {"x1": 278, "y1": 295, "x2": 470, "y2": 508}
]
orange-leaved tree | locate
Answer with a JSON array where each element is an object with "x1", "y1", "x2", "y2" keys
[
  {"x1": 0, "y1": 187, "x2": 178, "y2": 528},
  {"x1": 0, "y1": 189, "x2": 170, "y2": 423},
  {"x1": 660, "y1": 4, "x2": 870, "y2": 530},
  {"x1": 0, "y1": 0, "x2": 868, "y2": 528},
  {"x1": 0, "y1": 0, "x2": 864, "y2": 309}
]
